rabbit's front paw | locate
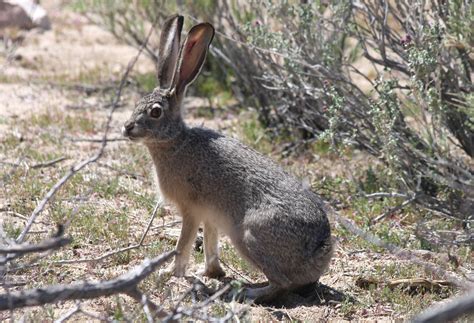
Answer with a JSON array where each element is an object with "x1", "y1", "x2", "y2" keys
[{"x1": 198, "y1": 264, "x2": 226, "y2": 278}]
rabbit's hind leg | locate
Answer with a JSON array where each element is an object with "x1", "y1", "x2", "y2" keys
[{"x1": 244, "y1": 283, "x2": 288, "y2": 304}]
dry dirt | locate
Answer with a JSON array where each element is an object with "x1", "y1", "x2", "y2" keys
[{"x1": 0, "y1": 1, "x2": 468, "y2": 322}]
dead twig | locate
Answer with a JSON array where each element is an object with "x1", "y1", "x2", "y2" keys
[
  {"x1": 1, "y1": 226, "x2": 69, "y2": 265},
  {"x1": 126, "y1": 287, "x2": 174, "y2": 322},
  {"x1": 69, "y1": 137, "x2": 128, "y2": 143},
  {"x1": 0, "y1": 157, "x2": 67, "y2": 169},
  {"x1": 413, "y1": 288, "x2": 474, "y2": 323},
  {"x1": 54, "y1": 303, "x2": 84, "y2": 323},
  {"x1": 219, "y1": 258, "x2": 252, "y2": 284},
  {"x1": 96, "y1": 161, "x2": 146, "y2": 180},
  {"x1": 0, "y1": 251, "x2": 175, "y2": 312},
  {"x1": 166, "y1": 282, "x2": 237, "y2": 322},
  {"x1": 15, "y1": 153, "x2": 106, "y2": 244},
  {"x1": 1, "y1": 211, "x2": 28, "y2": 221},
  {"x1": 0, "y1": 236, "x2": 71, "y2": 255},
  {"x1": 30, "y1": 157, "x2": 68, "y2": 169}
]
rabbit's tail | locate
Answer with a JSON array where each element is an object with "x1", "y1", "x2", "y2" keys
[
  {"x1": 315, "y1": 235, "x2": 334, "y2": 271},
  {"x1": 300, "y1": 234, "x2": 334, "y2": 287}
]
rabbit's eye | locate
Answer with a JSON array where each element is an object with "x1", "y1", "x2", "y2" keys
[{"x1": 149, "y1": 105, "x2": 162, "y2": 118}]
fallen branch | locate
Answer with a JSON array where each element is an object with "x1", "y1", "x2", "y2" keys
[
  {"x1": 0, "y1": 236, "x2": 71, "y2": 254},
  {"x1": 96, "y1": 161, "x2": 146, "y2": 180},
  {"x1": 0, "y1": 251, "x2": 175, "y2": 313},
  {"x1": 413, "y1": 288, "x2": 474, "y2": 323}
]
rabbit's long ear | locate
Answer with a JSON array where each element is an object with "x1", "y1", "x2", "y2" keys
[
  {"x1": 173, "y1": 23, "x2": 214, "y2": 95},
  {"x1": 157, "y1": 14, "x2": 184, "y2": 89}
]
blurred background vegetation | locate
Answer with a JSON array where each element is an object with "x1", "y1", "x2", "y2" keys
[{"x1": 72, "y1": 0, "x2": 473, "y2": 249}]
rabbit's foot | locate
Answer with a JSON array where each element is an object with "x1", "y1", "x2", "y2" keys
[
  {"x1": 243, "y1": 284, "x2": 286, "y2": 304},
  {"x1": 198, "y1": 264, "x2": 226, "y2": 279}
]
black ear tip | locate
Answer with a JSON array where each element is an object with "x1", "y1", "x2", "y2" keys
[
  {"x1": 167, "y1": 13, "x2": 182, "y2": 20},
  {"x1": 177, "y1": 15, "x2": 184, "y2": 26},
  {"x1": 206, "y1": 23, "x2": 215, "y2": 43},
  {"x1": 165, "y1": 14, "x2": 184, "y2": 25}
]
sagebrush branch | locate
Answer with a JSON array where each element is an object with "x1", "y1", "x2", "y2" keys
[{"x1": 0, "y1": 251, "x2": 175, "y2": 312}]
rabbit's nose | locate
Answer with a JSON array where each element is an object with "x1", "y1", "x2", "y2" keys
[
  {"x1": 122, "y1": 121, "x2": 135, "y2": 137},
  {"x1": 124, "y1": 121, "x2": 134, "y2": 131}
]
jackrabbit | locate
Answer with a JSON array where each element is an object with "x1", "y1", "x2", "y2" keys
[{"x1": 122, "y1": 15, "x2": 333, "y2": 302}]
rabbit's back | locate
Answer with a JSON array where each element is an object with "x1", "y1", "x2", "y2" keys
[{"x1": 154, "y1": 127, "x2": 322, "y2": 216}]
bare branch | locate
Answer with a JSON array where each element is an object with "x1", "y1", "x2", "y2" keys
[
  {"x1": 413, "y1": 288, "x2": 474, "y2": 323},
  {"x1": 125, "y1": 288, "x2": 171, "y2": 321},
  {"x1": 0, "y1": 236, "x2": 71, "y2": 255},
  {"x1": 69, "y1": 137, "x2": 128, "y2": 143},
  {"x1": 0, "y1": 251, "x2": 175, "y2": 311}
]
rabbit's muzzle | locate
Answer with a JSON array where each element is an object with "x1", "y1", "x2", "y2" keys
[{"x1": 122, "y1": 120, "x2": 139, "y2": 140}]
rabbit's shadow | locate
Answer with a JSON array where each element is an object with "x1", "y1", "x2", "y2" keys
[
  {"x1": 186, "y1": 275, "x2": 354, "y2": 320},
  {"x1": 201, "y1": 277, "x2": 354, "y2": 309}
]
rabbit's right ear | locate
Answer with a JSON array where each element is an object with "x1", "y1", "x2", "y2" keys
[
  {"x1": 173, "y1": 23, "x2": 214, "y2": 95},
  {"x1": 157, "y1": 14, "x2": 184, "y2": 89}
]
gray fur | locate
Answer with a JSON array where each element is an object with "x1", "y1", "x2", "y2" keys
[{"x1": 122, "y1": 15, "x2": 333, "y2": 302}]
